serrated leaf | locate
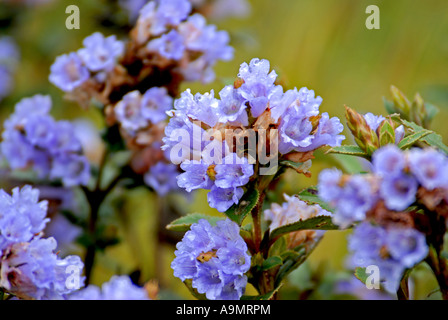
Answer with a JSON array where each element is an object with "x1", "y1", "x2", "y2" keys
[
  {"x1": 261, "y1": 256, "x2": 283, "y2": 271},
  {"x1": 401, "y1": 120, "x2": 448, "y2": 154},
  {"x1": 269, "y1": 216, "x2": 339, "y2": 241},
  {"x1": 224, "y1": 188, "x2": 259, "y2": 225},
  {"x1": 295, "y1": 187, "x2": 334, "y2": 213},
  {"x1": 166, "y1": 213, "x2": 223, "y2": 232},
  {"x1": 397, "y1": 129, "x2": 432, "y2": 149},
  {"x1": 326, "y1": 145, "x2": 369, "y2": 159}
]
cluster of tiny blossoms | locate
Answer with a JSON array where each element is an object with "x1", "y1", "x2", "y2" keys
[
  {"x1": 163, "y1": 58, "x2": 345, "y2": 212},
  {"x1": 264, "y1": 194, "x2": 331, "y2": 249},
  {"x1": 120, "y1": 0, "x2": 251, "y2": 23},
  {"x1": 0, "y1": 95, "x2": 90, "y2": 187},
  {"x1": 0, "y1": 36, "x2": 20, "y2": 101},
  {"x1": 0, "y1": 186, "x2": 84, "y2": 300},
  {"x1": 68, "y1": 275, "x2": 150, "y2": 300},
  {"x1": 171, "y1": 219, "x2": 251, "y2": 300},
  {"x1": 318, "y1": 144, "x2": 448, "y2": 292}
]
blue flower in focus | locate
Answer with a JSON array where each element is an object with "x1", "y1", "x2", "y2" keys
[{"x1": 171, "y1": 219, "x2": 250, "y2": 300}]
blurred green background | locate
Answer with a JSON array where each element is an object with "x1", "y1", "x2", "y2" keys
[{"x1": 1, "y1": 0, "x2": 447, "y2": 299}]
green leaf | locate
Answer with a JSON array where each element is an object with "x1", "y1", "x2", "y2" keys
[
  {"x1": 269, "y1": 216, "x2": 339, "y2": 241},
  {"x1": 261, "y1": 256, "x2": 283, "y2": 271},
  {"x1": 397, "y1": 129, "x2": 432, "y2": 150},
  {"x1": 166, "y1": 213, "x2": 223, "y2": 232},
  {"x1": 401, "y1": 120, "x2": 448, "y2": 154},
  {"x1": 295, "y1": 187, "x2": 334, "y2": 213},
  {"x1": 326, "y1": 145, "x2": 369, "y2": 159},
  {"x1": 383, "y1": 97, "x2": 400, "y2": 115},
  {"x1": 378, "y1": 120, "x2": 396, "y2": 146},
  {"x1": 224, "y1": 188, "x2": 260, "y2": 225},
  {"x1": 241, "y1": 285, "x2": 283, "y2": 300},
  {"x1": 354, "y1": 267, "x2": 368, "y2": 285}
]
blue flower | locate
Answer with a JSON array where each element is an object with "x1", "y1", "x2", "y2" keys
[
  {"x1": 318, "y1": 170, "x2": 378, "y2": 228},
  {"x1": 49, "y1": 52, "x2": 89, "y2": 92},
  {"x1": 372, "y1": 144, "x2": 406, "y2": 177},
  {"x1": 144, "y1": 161, "x2": 180, "y2": 196},
  {"x1": 147, "y1": 29, "x2": 185, "y2": 61},
  {"x1": 68, "y1": 275, "x2": 150, "y2": 300},
  {"x1": 177, "y1": 159, "x2": 213, "y2": 192},
  {"x1": 216, "y1": 85, "x2": 248, "y2": 126},
  {"x1": 408, "y1": 148, "x2": 448, "y2": 190},
  {"x1": 173, "y1": 89, "x2": 219, "y2": 127},
  {"x1": 140, "y1": 87, "x2": 173, "y2": 124},
  {"x1": 207, "y1": 186, "x2": 244, "y2": 212},
  {"x1": 214, "y1": 153, "x2": 254, "y2": 189},
  {"x1": 348, "y1": 222, "x2": 428, "y2": 293},
  {"x1": 78, "y1": 32, "x2": 124, "y2": 72},
  {"x1": 237, "y1": 58, "x2": 280, "y2": 117},
  {"x1": 379, "y1": 173, "x2": 418, "y2": 211},
  {"x1": 172, "y1": 219, "x2": 250, "y2": 300}
]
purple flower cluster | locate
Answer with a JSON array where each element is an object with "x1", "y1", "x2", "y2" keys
[
  {"x1": 68, "y1": 275, "x2": 150, "y2": 300},
  {"x1": 171, "y1": 219, "x2": 251, "y2": 300},
  {"x1": 120, "y1": 0, "x2": 251, "y2": 23},
  {"x1": 163, "y1": 58, "x2": 344, "y2": 212},
  {"x1": 0, "y1": 95, "x2": 91, "y2": 187},
  {"x1": 134, "y1": 0, "x2": 233, "y2": 83},
  {"x1": 49, "y1": 32, "x2": 124, "y2": 92},
  {"x1": 0, "y1": 36, "x2": 20, "y2": 101},
  {"x1": 0, "y1": 186, "x2": 84, "y2": 300},
  {"x1": 114, "y1": 87, "x2": 173, "y2": 136},
  {"x1": 318, "y1": 145, "x2": 448, "y2": 228},
  {"x1": 348, "y1": 222, "x2": 428, "y2": 293}
]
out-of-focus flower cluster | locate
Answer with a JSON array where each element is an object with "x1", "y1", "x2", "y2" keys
[
  {"x1": 318, "y1": 144, "x2": 448, "y2": 228},
  {"x1": 0, "y1": 36, "x2": 19, "y2": 102},
  {"x1": 49, "y1": 0, "x2": 234, "y2": 196},
  {"x1": 171, "y1": 218, "x2": 251, "y2": 300},
  {"x1": 318, "y1": 144, "x2": 448, "y2": 292},
  {"x1": 163, "y1": 58, "x2": 345, "y2": 212},
  {"x1": 120, "y1": 0, "x2": 251, "y2": 23},
  {"x1": 68, "y1": 275, "x2": 150, "y2": 300},
  {"x1": 0, "y1": 186, "x2": 84, "y2": 300},
  {"x1": 0, "y1": 95, "x2": 90, "y2": 187}
]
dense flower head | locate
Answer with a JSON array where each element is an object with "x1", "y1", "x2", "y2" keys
[
  {"x1": 50, "y1": 32, "x2": 124, "y2": 92},
  {"x1": 171, "y1": 218, "x2": 251, "y2": 300},
  {"x1": 0, "y1": 186, "x2": 84, "y2": 300},
  {"x1": 264, "y1": 194, "x2": 331, "y2": 248},
  {"x1": 348, "y1": 222, "x2": 428, "y2": 293},
  {"x1": 318, "y1": 145, "x2": 448, "y2": 228},
  {"x1": 114, "y1": 87, "x2": 173, "y2": 137},
  {"x1": 163, "y1": 58, "x2": 344, "y2": 212},
  {"x1": 68, "y1": 275, "x2": 150, "y2": 300},
  {"x1": 131, "y1": 0, "x2": 233, "y2": 84},
  {"x1": 120, "y1": 0, "x2": 251, "y2": 23},
  {"x1": 0, "y1": 95, "x2": 91, "y2": 187}
]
